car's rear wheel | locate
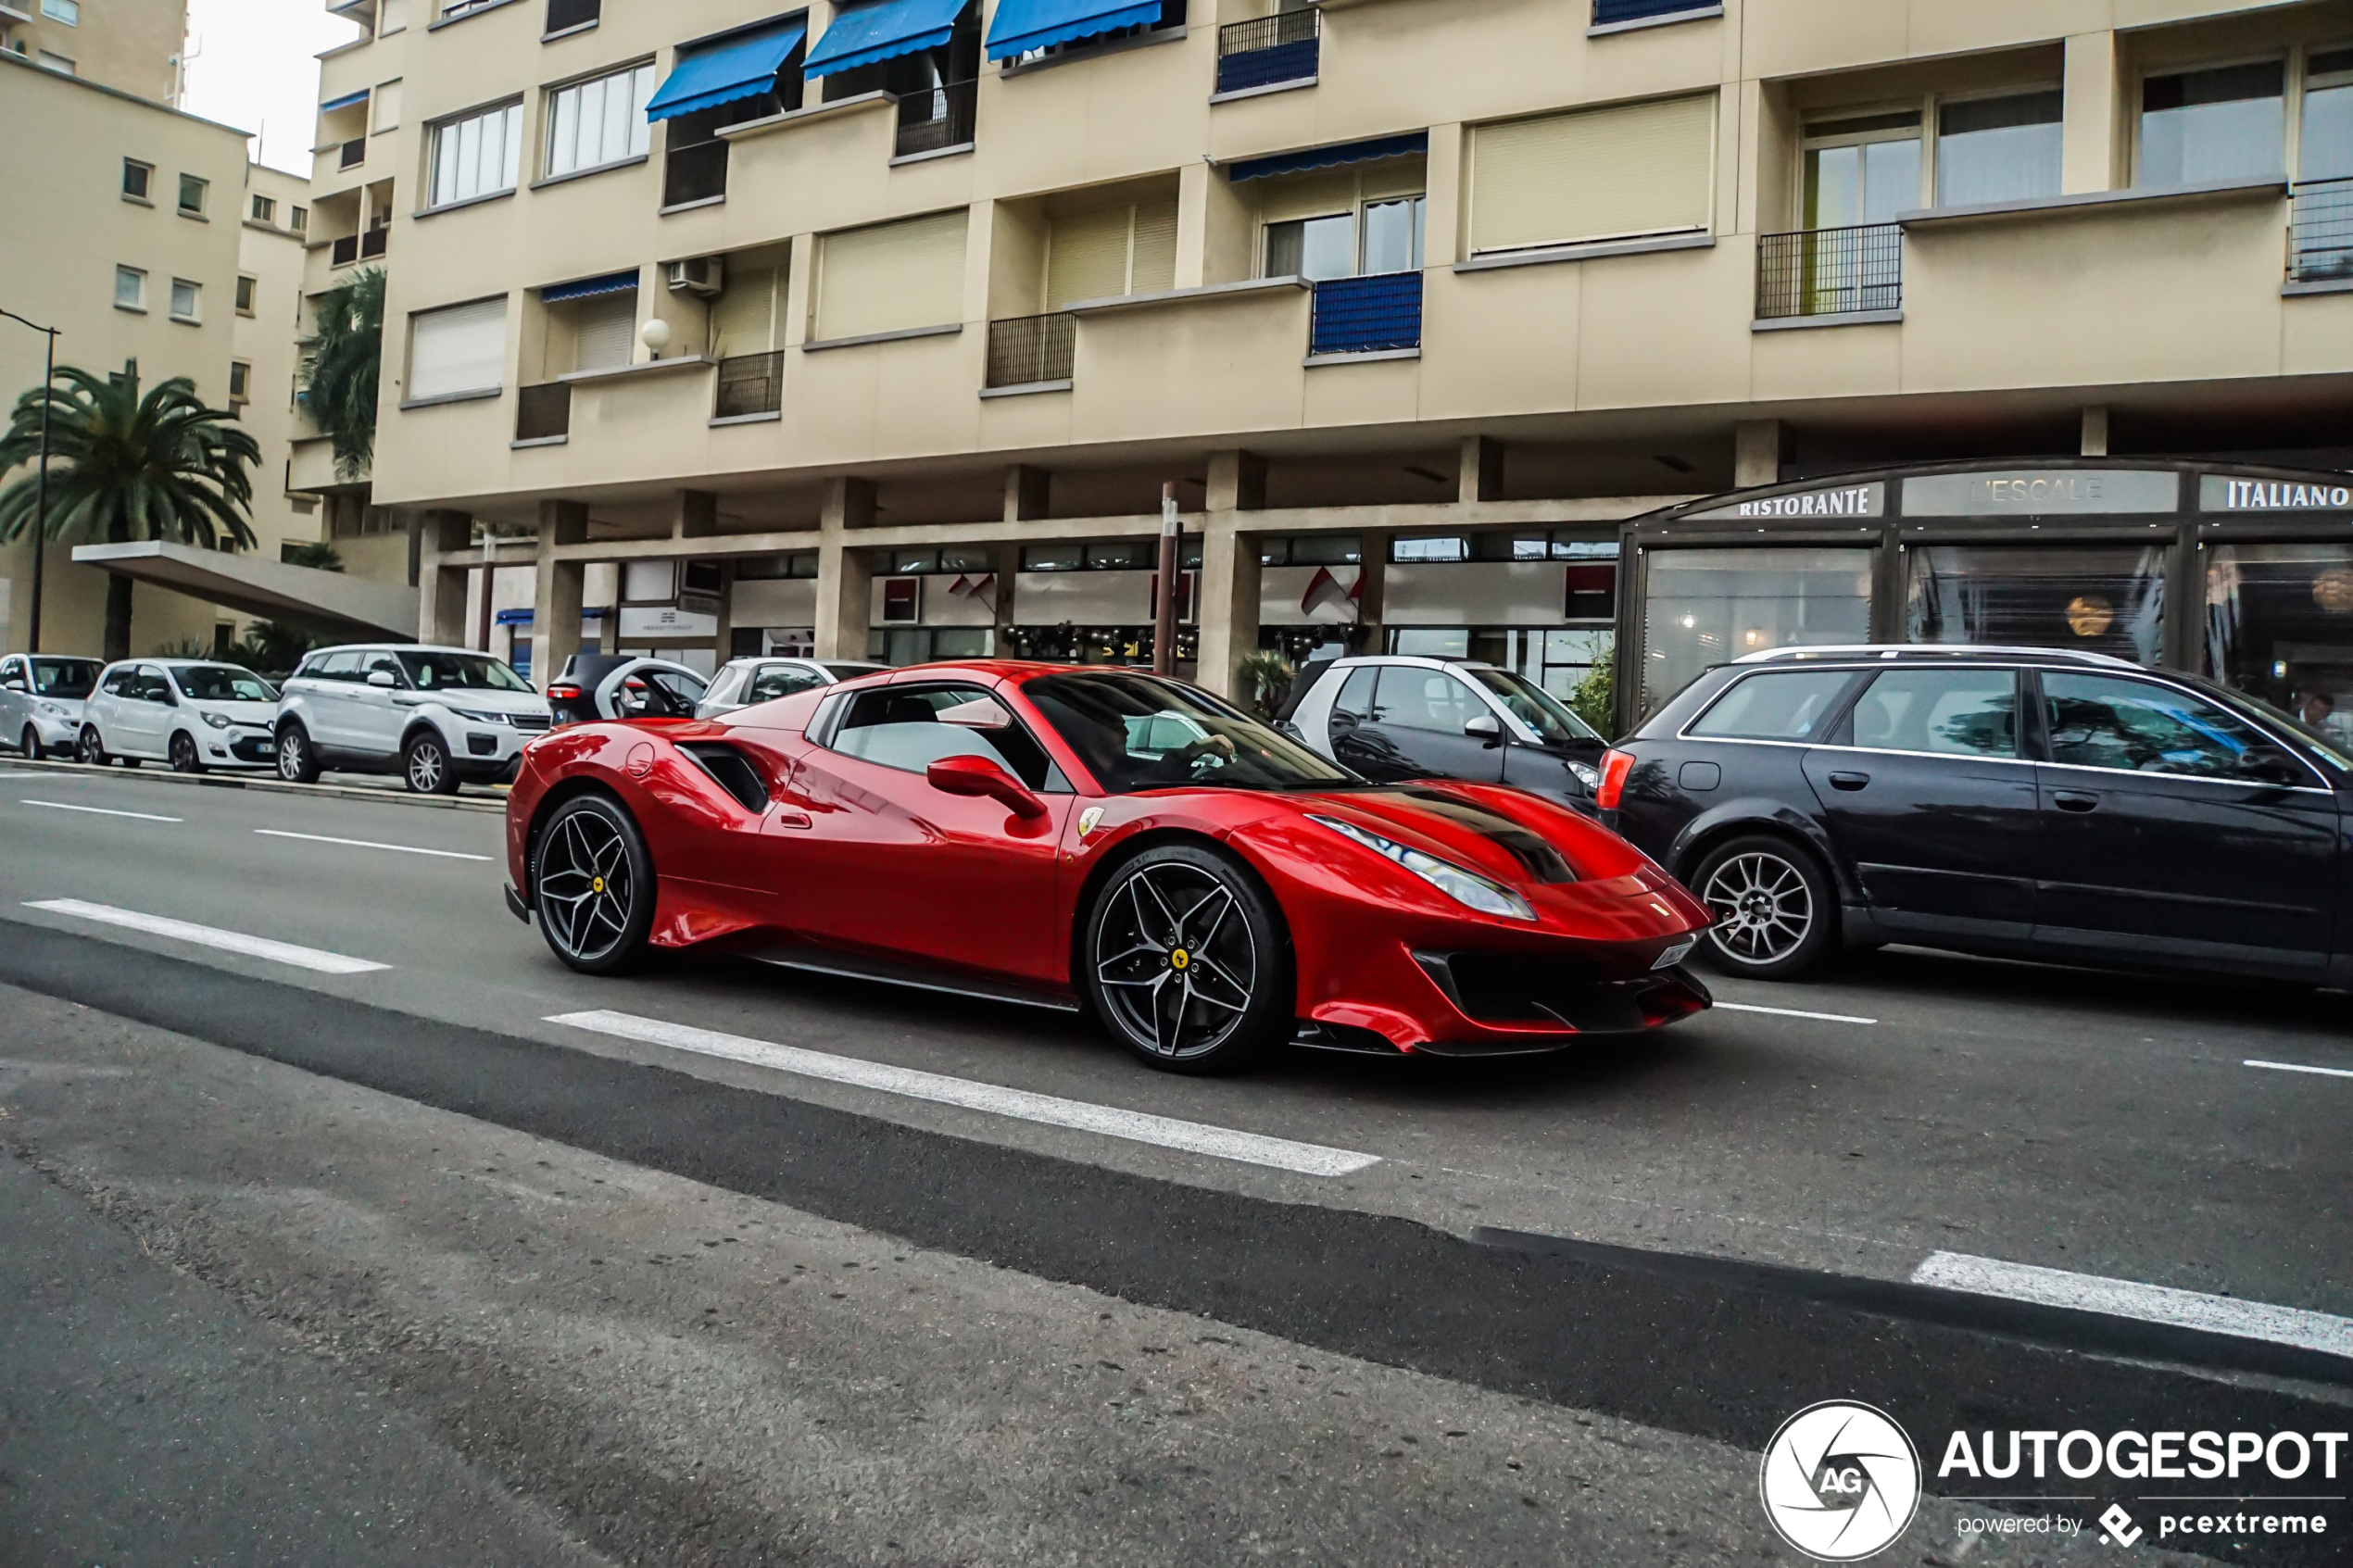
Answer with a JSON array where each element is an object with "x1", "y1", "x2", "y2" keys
[
  {"x1": 532, "y1": 794, "x2": 654, "y2": 973},
  {"x1": 1692, "y1": 834, "x2": 1838, "y2": 981},
  {"x1": 1084, "y1": 844, "x2": 1291, "y2": 1073},
  {"x1": 403, "y1": 731, "x2": 458, "y2": 795},
  {"x1": 20, "y1": 724, "x2": 44, "y2": 761},
  {"x1": 276, "y1": 722, "x2": 321, "y2": 784},
  {"x1": 170, "y1": 732, "x2": 204, "y2": 774}
]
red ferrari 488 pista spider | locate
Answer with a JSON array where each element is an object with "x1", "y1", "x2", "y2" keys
[{"x1": 504, "y1": 662, "x2": 1713, "y2": 1073}]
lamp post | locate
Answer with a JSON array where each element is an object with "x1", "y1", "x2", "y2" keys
[{"x1": 0, "y1": 307, "x2": 59, "y2": 654}]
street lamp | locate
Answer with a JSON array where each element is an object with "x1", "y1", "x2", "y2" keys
[{"x1": 0, "y1": 307, "x2": 59, "y2": 654}]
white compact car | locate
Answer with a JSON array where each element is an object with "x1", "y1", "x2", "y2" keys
[
  {"x1": 695, "y1": 656, "x2": 887, "y2": 719},
  {"x1": 0, "y1": 653, "x2": 103, "y2": 759},
  {"x1": 78, "y1": 659, "x2": 282, "y2": 773},
  {"x1": 274, "y1": 643, "x2": 552, "y2": 794}
]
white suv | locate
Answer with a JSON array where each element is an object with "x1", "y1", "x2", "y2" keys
[{"x1": 275, "y1": 644, "x2": 552, "y2": 793}]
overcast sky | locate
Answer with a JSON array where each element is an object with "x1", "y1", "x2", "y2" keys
[{"x1": 180, "y1": 0, "x2": 364, "y2": 174}]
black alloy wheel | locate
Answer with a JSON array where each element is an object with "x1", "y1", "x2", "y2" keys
[
  {"x1": 532, "y1": 794, "x2": 654, "y2": 973},
  {"x1": 403, "y1": 731, "x2": 458, "y2": 795},
  {"x1": 1084, "y1": 844, "x2": 1291, "y2": 1073},
  {"x1": 77, "y1": 727, "x2": 107, "y2": 768},
  {"x1": 20, "y1": 725, "x2": 44, "y2": 761},
  {"x1": 1692, "y1": 834, "x2": 1838, "y2": 981},
  {"x1": 170, "y1": 732, "x2": 204, "y2": 774},
  {"x1": 277, "y1": 723, "x2": 321, "y2": 784}
]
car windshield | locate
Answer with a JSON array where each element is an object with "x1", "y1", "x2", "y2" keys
[
  {"x1": 1024, "y1": 671, "x2": 1355, "y2": 794},
  {"x1": 30, "y1": 659, "x2": 100, "y2": 698},
  {"x1": 395, "y1": 650, "x2": 533, "y2": 693},
  {"x1": 1464, "y1": 666, "x2": 1602, "y2": 745},
  {"x1": 173, "y1": 665, "x2": 277, "y2": 702}
]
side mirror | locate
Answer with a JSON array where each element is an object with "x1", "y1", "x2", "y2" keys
[
  {"x1": 1463, "y1": 713, "x2": 1504, "y2": 745},
  {"x1": 366, "y1": 669, "x2": 396, "y2": 688},
  {"x1": 926, "y1": 753, "x2": 1048, "y2": 820},
  {"x1": 2, "y1": 678, "x2": 24, "y2": 693}
]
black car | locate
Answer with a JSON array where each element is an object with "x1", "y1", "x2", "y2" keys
[{"x1": 1599, "y1": 645, "x2": 2348, "y2": 982}]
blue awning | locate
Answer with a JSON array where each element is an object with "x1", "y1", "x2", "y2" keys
[
  {"x1": 646, "y1": 18, "x2": 808, "y2": 122},
  {"x1": 985, "y1": 0, "x2": 1162, "y2": 60},
  {"x1": 540, "y1": 270, "x2": 640, "y2": 303},
  {"x1": 320, "y1": 88, "x2": 370, "y2": 112},
  {"x1": 1227, "y1": 131, "x2": 1430, "y2": 182},
  {"x1": 803, "y1": 0, "x2": 964, "y2": 78}
]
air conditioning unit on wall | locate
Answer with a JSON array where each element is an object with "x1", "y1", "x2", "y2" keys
[{"x1": 666, "y1": 257, "x2": 724, "y2": 297}]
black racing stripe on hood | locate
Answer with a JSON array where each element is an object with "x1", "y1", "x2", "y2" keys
[{"x1": 1371, "y1": 788, "x2": 1579, "y2": 884}]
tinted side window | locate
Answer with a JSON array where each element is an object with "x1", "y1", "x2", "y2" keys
[
  {"x1": 1375, "y1": 667, "x2": 1482, "y2": 734},
  {"x1": 102, "y1": 668, "x2": 136, "y2": 696},
  {"x1": 828, "y1": 685, "x2": 1056, "y2": 790},
  {"x1": 1688, "y1": 671, "x2": 1855, "y2": 741},
  {"x1": 1849, "y1": 669, "x2": 2018, "y2": 758},
  {"x1": 2044, "y1": 673, "x2": 2284, "y2": 780},
  {"x1": 749, "y1": 665, "x2": 824, "y2": 703},
  {"x1": 1331, "y1": 667, "x2": 1378, "y2": 727},
  {"x1": 313, "y1": 652, "x2": 362, "y2": 682}
]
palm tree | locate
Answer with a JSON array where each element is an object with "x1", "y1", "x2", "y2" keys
[
  {"x1": 0, "y1": 360, "x2": 260, "y2": 660},
  {"x1": 305, "y1": 268, "x2": 384, "y2": 479}
]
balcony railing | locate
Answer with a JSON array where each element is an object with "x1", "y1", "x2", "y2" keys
[
  {"x1": 1592, "y1": 0, "x2": 1720, "y2": 25},
  {"x1": 1216, "y1": 8, "x2": 1318, "y2": 94},
  {"x1": 2289, "y1": 176, "x2": 2353, "y2": 283},
  {"x1": 986, "y1": 313, "x2": 1076, "y2": 388},
  {"x1": 339, "y1": 136, "x2": 367, "y2": 169},
  {"x1": 329, "y1": 233, "x2": 360, "y2": 268},
  {"x1": 895, "y1": 78, "x2": 976, "y2": 159},
  {"x1": 516, "y1": 383, "x2": 572, "y2": 442},
  {"x1": 360, "y1": 225, "x2": 388, "y2": 259},
  {"x1": 1310, "y1": 271, "x2": 1423, "y2": 357},
  {"x1": 663, "y1": 139, "x2": 728, "y2": 207},
  {"x1": 545, "y1": 0, "x2": 598, "y2": 33},
  {"x1": 714, "y1": 351, "x2": 785, "y2": 419},
  {"x1": 1756, "y1": 222, "x2": 1903, "y2": 320}
]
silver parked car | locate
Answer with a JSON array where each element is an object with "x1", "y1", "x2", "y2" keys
[
  {"x1": 695, "y1": 656, "x2": 886, "y2": 719},
  {"x1": 274, "y1": 643, "x2": 552, "y2": 793},
  {"x1": 0, "y1": 653, "x2": 103, "y2": 760}
]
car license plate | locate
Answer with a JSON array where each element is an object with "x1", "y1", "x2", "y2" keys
[{"x1": 256, "y1": 742, "x2": 276, "y2": 756}]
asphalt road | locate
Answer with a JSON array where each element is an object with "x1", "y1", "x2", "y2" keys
[{"x1": 2, "y1": 756, "x2": 2348, "y2": 1565}]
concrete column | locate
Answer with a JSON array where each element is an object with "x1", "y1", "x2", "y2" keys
[
  {"x1": 1354, "y1": 530, "x2": 1390, "y2": 657},
  {"x1": 672, "y1": 489, "x2": 718, "y2": 539},
  {"x1": 415, "y1": 509, "x2": 472, "y2": 646},
  {"x1": 1003, "y1": 464, "x2": 1051, "y2": 524},
  {"x1": 2063, "y1": 33, "x2": 2121, "y2": 194},
  {"x1": 1734, "y1": 420, "x2": 1784, "y2": 488},
  {"x1": 2081, "y1": 406, "x2": 2110, "y2": 458},
  {"x1": 1205, "y1": 449, "x2": 1266, "y2": 513},
  {"x1": 1421, "y1": 123, "x2": 1465, "y2": 268},
  {"x1": 992, "y1": 542, "x2": 1020, "y2": 652},
  {"x1": 1459, "y1": 435, "x2": 1504, "y2": 504},
  {"x1": 1176, "y1": 160, "x2": 1212, "y2": 290},
  {"x1": 813, "y1": 477, "x2": 876, "y2": 661},
  {"x1": 1195, "y1": 511, "x2": 1261, "y2": 701},
  {"x1": 529, "y1": 500, "x2": 589, "y2": 689}
]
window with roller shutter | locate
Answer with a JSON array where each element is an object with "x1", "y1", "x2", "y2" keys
[
  {"x1": 814, "y1": 209, "x2": 968, "y2": 342},
  {"x1": 1468, "y1": 94, "x2": 1716, "y2": 255},
  {"x1": 570, "y1": 291, "x2": 638, "y2": 372},
  {"x1": 1042, "y1": 194, "x2": 1177, "y2": 308},
  {"x1": 407, "y1": 296, "x2": 509, "y2": 402}
]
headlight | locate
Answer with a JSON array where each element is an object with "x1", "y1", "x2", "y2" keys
[
  {"x1": 1567, "y1": 760, "x2": 1601, "y2": 791},
  {"x1": 200, "y1": 710, "x2": 233, "y2": 730},
  {"x1": 36, "y1": 701, "x2": 69, "y2": 718},
  {"x1": 1307, "y1": 812, "x2": 1537, "y2": 922},
  {"x1": 450, "y1": 708, "x2": 509, "y2": 724}
]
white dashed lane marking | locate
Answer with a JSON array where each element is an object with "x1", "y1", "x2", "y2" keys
[
  {"x1": 19, "y1": 798, "x2": 182, "y2": 822},
  {"x1": 547, "y1": 1009, "x2": 1382, "y2": 1178},
  {"x1": 253, "y1": 828, "x2": 493, "y2": 861},
  {"x1": 2245, "y1": 1058, "x2": 2353, "y2": 1082},
  {"x1": 21, "y1": 899, "x2": 392, "y2": 975},
  {"x1": 1713, "y1": 1000, "x2": 1879, "y2": 1025},
  {"x1": 1911, "y1": 1250, "x2": 2353, "y2": 1360}
]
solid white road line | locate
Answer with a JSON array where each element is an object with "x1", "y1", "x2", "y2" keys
[
  {"x1": 253, "y1": 828, "x2": 492, "y2": 862},
  {"x1": 19, "y1": 798, "x2": 183, "y2": 823},
  {"x1": 547, "y1": 1009, "x2": 1382, "y2": 1178},
  {"x1": 1713, "y1": 1000, "x2": 1880, "y2": 1025},
  {"x1": 2245, "y1": 1058, "x2": 2353, "y2": 1081},
  {"x1": 1910, "y1": 1250, "x2": 2353, "y2": 1360},
  {"x1": 21, "y1": 898, "x2": 391, "y2": 975}
]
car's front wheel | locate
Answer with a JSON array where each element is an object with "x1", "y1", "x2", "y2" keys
[
  {"x1": 1083, "y1": 844, "x2": 1292, "y2": 1073},
  {"x1": 20, "y1": 724, "x2": 44, "y2": 761},
  {"x1": 532, "y1": 794, "x2": 654, "y2": 973},
  {"x1": 77, "y1": 726, "x2": 107, "y2": 768},
  {"x1": 403, "y1": 731, "x2": 458, "y2": 795},
  {"x1": 276, "y1": 722, "x2": 321, "y2": 784},
  {"x1": 169, "y1": 731, "x2": 204, "y2": 774},
  {"x1": 1692, "y1": 834, "x2": 1838, "y2": 981}
]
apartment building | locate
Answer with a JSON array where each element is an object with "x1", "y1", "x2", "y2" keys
[
  {"x1": 332, "y1": 0, "x2": 2353, "y2": 729},
  {"x1": 0, "y1": 0, "x2": 184, "y2": 99}
]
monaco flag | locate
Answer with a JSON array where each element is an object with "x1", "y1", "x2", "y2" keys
[{"x1": 1300, "y1": 565, "x2": 1361, "y2": 621}]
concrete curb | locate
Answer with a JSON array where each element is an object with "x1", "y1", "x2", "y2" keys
[{"x1": 2, "y1": 756, "x2": 508, "y2": 815}]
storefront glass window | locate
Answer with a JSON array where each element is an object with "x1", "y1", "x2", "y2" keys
[
  {"x1": 1642, "y1": 548, "x2": 1874, "y2": 714},
  {"x1": 1905, "y1": 546, "x2": 2165, "y2": 665},
  {"x1": 2206, "y1": 543, "x2": 2353, "y2": 746}
]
